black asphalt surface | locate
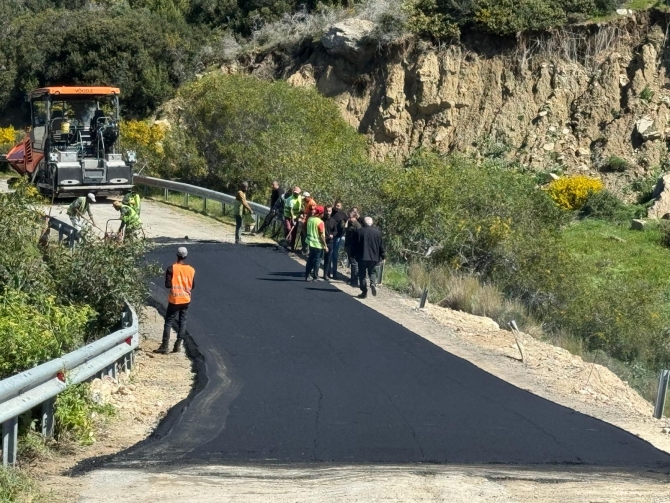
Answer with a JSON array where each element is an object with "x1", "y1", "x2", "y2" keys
[{"x1": 132, "y1": 242, "x2": 670, "y2": 468}]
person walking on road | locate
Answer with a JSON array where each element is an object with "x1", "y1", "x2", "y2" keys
[
  {"x1": 322, "y1": 205, "x2": 337, "y2": 280},
  {"x1": 233, "y1": 182, "x2": 253, "y2": 244},
  {"x1": 305, "y1": 206, "x2": 328, "y2": 281},
  {"x1": 113, "y1": 200, "x2": 141, "y2": 240},
  {"x1": 344, "y1": 210, "x2": 361, "y2": 287},
  {"x1": 283, "y1": 186, "x2": 302, "y2": 246},
  {"x1": 156, "y1": 247, "x2": 195, "y2": 354},
  {"x1": 67, "y1": 193, "x2": 96, "y2": 232},
  {"x1": 354, "y1": 216, "x2": 385, "y2": 299}
]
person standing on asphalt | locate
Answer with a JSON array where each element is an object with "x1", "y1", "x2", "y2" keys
[
  {"x1": 156, "y1": 247, "x2": 195, "y2": 354},
  {"x1": 233, "y1": 182, "x2": 253, "y2": 244},
  {"x1": 297, "y1": 191, "x2": 316, "y2": 254},
  {"x1": 305, "y1": 206, "x2": 328, "y2": 281},
  {"x1": 354, "y1": 216, "x2": 385, "y2": 299},
  {"x1": 322, "y1": 205, "x2": 337, "y2": 280},
  {"x1": 256, "y1": 182, "x2": 283, "y2": 234},
  {"x1": 329, "y1": 200, "x2": 347, "y2": 279},
  {"x1": 283, "y1": 186, "x2": 302, "y2": 245},
  {"x1": 344, "y1": 210, "x2": 361, "y2": 287},
  {"x1": 67, "y1": 193, "x2": 96, "y2": 232},
  {"x1": 122, "y1": 188, "x2": 141, "y2": 216}
]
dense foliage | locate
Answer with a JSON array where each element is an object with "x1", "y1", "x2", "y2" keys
[
  {"x1": 0, "y1": 183, "x2": 156, "y2": 378},
  {"x1": 149, "y1": 73, "x2": 385, "y2": 204},
  {"x1": 408, "y1": 0, "x2": 619, "y2": 39}
]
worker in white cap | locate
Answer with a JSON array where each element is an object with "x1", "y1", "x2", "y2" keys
[
  {"x1": 67, "y1": 193, "x2": 96, "y2": 232},
  {"x1": 156, "y1": 246, "x2": 195, "y2": 354}
]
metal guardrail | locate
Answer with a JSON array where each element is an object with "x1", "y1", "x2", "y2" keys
[
  {"x1": 43, "y1": 214, "x2": 79, "y2": 247},
  {"x1": 134, "y1": 175, "x2": 271, "y2": 230},
  {"x1": 654, "y1": 369, "x2": 669, "y2": 419},
  {"x1": 0, "y1": 303, "x2": 138, "y2": 466}
]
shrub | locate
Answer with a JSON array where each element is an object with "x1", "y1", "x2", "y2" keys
[
  {"x1": 602, "y1": 155, "x2": 631, "y2": 172},
  {"x1": 0, "y1": 126, "x2": 21, "y2": 155},
  {"x1": 120, "y1": 119, "x2": 167, "y2": 168},
  {"x1": 630, "y1": 171, "x2": 660, "y2": 204},
  {"x1": 547, "y1": 175, "x2": 603, "y2": 210},
  {"x1": 55, "y1": 382, "x2": 113, "y2": 444},
  {"x1": 659, "y1": 220, "x2": 670, "y2": 248},
  {"x1": 579, "y1": 189, "x2": 641, "y2": 222},
  {"x1": 0, "y1": 289, "x2": 93, "y2": 379},
  {"x1": 169, "y1": 73, "x2": 386, "y2": 205},
  {"x1": 0, "y1": 466, "x2": 45, "y2": 503},
  {"x1": 640, "y1": 85, "x2": 654, "y2": 103}
]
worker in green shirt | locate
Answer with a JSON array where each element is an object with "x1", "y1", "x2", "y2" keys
[{"x1": 67, "y1": 193, "x2": 96, "y2": 232}]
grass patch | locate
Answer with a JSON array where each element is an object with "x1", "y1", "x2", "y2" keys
[{"x1": 0, "y1": 467, "x2": 47, "y2": 503}]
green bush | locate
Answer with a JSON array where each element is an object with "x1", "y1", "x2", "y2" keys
[
  {"x1": 640, "y1": 85, "x2": 654, "y2": 103},
  {"x1": 602, "y1": 155, "x2": 631, "y2": 172},
  {"x1": 0, "y1": 289, "x2": 93, "y2": 379},
  {"x1": 579, "y1": 189, "x2": 643, "y2": 222},
  {"x1": 55, "y1": 382, "x2": 113, "y2": 444},
  {"x1": 165, "y1": 73, "x2": 386, "y2": 205}
]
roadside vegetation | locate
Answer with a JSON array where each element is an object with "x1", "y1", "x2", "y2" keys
[
  {"x1": 0, "y1": 182, "x2": 156, "y2": 459},
  {"x1": 131, "y1": 73, "x2": 670, "y2": 406}
]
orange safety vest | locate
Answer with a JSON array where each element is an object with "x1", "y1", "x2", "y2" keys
[{"x1": 168, "y1": 263, "x2": 195, "y2": 305}]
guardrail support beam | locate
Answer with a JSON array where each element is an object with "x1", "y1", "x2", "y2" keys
[
  {"x1": 185, "y1": 193, "x2": 189, "y2": 207},
  {"x1": 2, "y1": 416, "x2": 18, "y2": 466},
  {"x1": 203, "y1": 198, "x2": 207, "y2": 212},
  {"x1": 41, "y1": 398, "x2": 55, "y2": 437},
  {"x1": 654, "y1": 369, "x2": 669, "y2": 419},
  {"x1": 164, "y1": 188, "x2": 168, "y2": 201}
]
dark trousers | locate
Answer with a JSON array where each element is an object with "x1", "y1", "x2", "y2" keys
[
  {"x1": 257, "y1": 210, "x2": 276, "y2": 233},
  {"x1": 347, "y1": 249, "x2": 359, "y2": 286},
  {"x1": 163, "y1": 302, "x2": 189, "y2": 345},
  {"x1": 330, "y1": 236, "x2": 343, "y2": 278},
  {"x1": 358, "y1": 260, "x2": 378, "y2": 293},
  {"x1": 235, "y1": 215, "x2": 243, "y2": 242},
  {"x1": 305, "y1": 247, "x2": 324, "y2": 280},
  {"x1": 322, "y1": 244, "x2": 332, "y2": 278}
]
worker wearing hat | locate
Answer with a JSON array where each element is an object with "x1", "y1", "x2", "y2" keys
[
  {"x1": 304, "y1": 205, "x2": 328, "y2": 281},
  {"x1": 296, "y1": 191, "x2": 316, "y2": 254},
  {"x1": 233, "y1": 181, "x2": 254, "y2": 244},
  {"x1": 112, "y1": 200, "x2": 142, "y2": 240},
  {"x1": 156, "y1": 246, "x2": 195, "y2": 354},
  {"x1": 283, "y1": 186, "x2": 302, "y2": 248},
  {"x1": 67, "y1": 193, "x2": 96, "y2": 233}
]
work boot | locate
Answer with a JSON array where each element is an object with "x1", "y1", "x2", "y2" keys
[
  {"x1": 153, "y1": 343, "x2": 169, "y2": 354},
  {"x1": 357, "y1": 292, "x2": 367, "y2": 299},
  {"x1": 371, "y1": 284, "x2": 377, "y2": 297},
  {"x1": 172, "y1": 339, "x2": 184, "y2": 353}
]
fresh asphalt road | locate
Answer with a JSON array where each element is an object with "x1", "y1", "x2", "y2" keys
[{"x1": 128, "y1": 242, "x2": 670, "y2": 468}]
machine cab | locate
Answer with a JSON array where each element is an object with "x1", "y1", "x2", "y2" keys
[{"x1": 25, "y1": 86, "x2": 134, "y2": 198}]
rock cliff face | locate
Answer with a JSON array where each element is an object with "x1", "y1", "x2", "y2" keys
[{"x1": 231, "y1": 12, "x2": 670, "y2": 191}]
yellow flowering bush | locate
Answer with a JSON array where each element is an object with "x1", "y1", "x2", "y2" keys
[
  {"x1": 120, "y1": 119, "x2": 167, "y2": 164},
  {"x1": 0, "y1": 126, "x2": 20, "y2": 154},
  {"x1": 547, "y1": 176, "x2": 604, "y2": 210}
]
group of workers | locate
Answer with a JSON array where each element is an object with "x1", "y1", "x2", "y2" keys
[
  {"x1": 66, "y1": 190, "x2": 142, "y2": 240},
  {"x1": 252, "y1": 182, "x2": 386, "y2": 299}
]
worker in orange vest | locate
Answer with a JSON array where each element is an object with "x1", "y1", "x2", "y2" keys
[{"x1": 156, "y1": 246, "x2": 195, "y2": 354}]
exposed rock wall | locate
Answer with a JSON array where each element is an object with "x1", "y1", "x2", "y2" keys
[{"x1": 230, "y1": 12, "x2": 670, "y2": 191}]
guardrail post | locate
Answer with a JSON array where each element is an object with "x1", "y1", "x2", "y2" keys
[
  {"x1": 41, "y1": 398, "x2": 55, "y2": 437},
  {"x1": 203, "y1": 198, "x2": 207, "y2": 212},
  {"x1": 222, "y1": 203, "x2": 227, "y2": 216},
  {"x1": 378, "y1": 262, "x2": 385, "y2": 285},
  {"x1": 419, "y1": 287, "x2": 429, "y2": 309},
  {"x1": 185, "y1": 193, "x2": 189, "y2": 208},
  {"x1": 2, "y1": 416, "x2": 18, "y2": 466},
  {"x1": 164, "y1": 188, "x2": 168, "y2": 201},
  {"x1": 654, "y1": 369, "x2": 669, "y2": 419}
]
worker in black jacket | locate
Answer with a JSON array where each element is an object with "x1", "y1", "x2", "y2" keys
[{"x1": 353, "y1": 217, "x2": 385, "y2": 299}]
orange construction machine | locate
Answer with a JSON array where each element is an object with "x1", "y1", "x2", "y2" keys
[{"x1": 5, "y1": 86, "x2": 135, "y2": 198}]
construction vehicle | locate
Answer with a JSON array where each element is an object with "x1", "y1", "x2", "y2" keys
[{"x1": 5, "y1": 86, "x2": 135, "y2": 198}]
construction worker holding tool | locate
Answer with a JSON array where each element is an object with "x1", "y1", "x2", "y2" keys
[
  {"x1": 67, "y1": 193, "x2": 96, "y2": 232},
  {"x1": 283, "y1": 186, "x2": 302, "y2": 247},
  {"x1": 112, "y1": 200, "x2": 142, "y2": 240},
  {"x1": 156, "y1": 246, "x2": 195, "y2": 354},
  {"x1": 296, "y1": 191, "x2": 316, "y2": 254}
]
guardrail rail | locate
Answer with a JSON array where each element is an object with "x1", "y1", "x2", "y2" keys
[
  {"x1": 134, "y1": 175, "x2": 271, "y2": 230},
  {"x1": 0, "y1": 303, "x2": 138, "y2": 466}
]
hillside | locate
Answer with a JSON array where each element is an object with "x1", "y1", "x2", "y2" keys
[{"x1": 216, "y1": 9, "x2": 670, "y2": 198}]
